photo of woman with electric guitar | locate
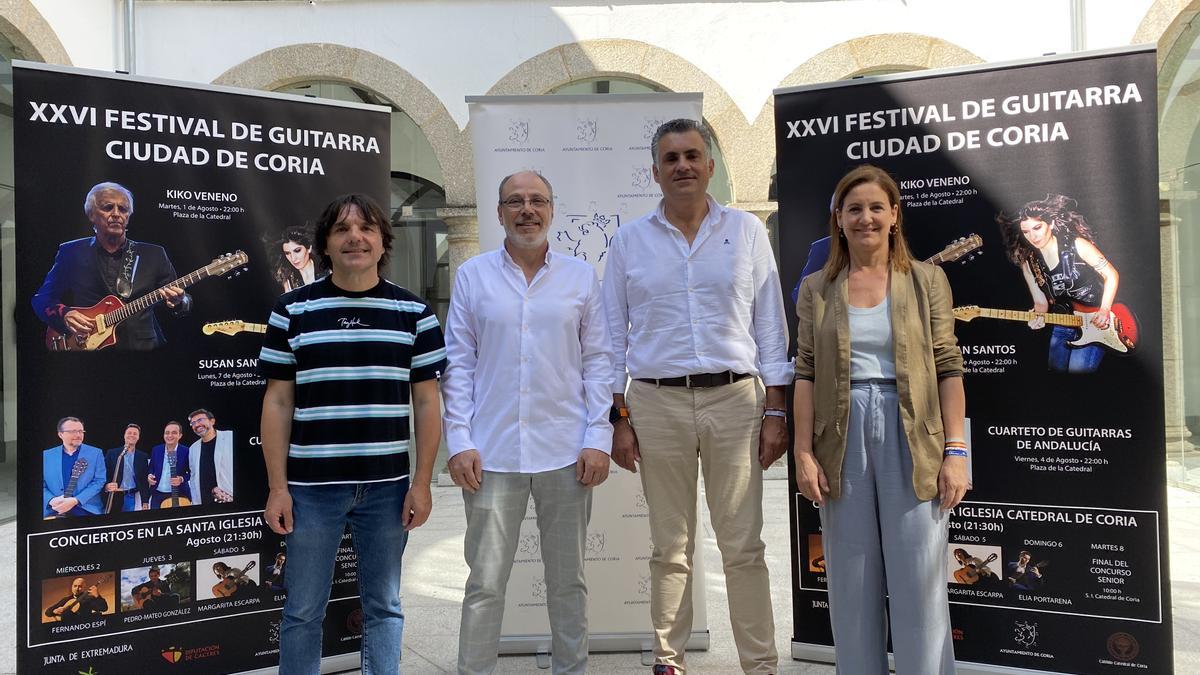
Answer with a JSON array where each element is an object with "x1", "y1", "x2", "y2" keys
[{"x1": 993, "y1": 193, "x2": 1137, "y2": 373}]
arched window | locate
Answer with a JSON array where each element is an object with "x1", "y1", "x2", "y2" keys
[
  {"x1": 274, "y1": 81, "x2": 451, "y2": 322},
  {"x1": 550, "y1": 77, "x2": 734, "y2": 205},
  {"x1": 1159, "y1": 24, "x2": 1200, "y2": 487}
]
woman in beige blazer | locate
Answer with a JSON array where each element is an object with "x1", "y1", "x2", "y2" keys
[{"x1": 793, "y1": 164, "x2": 969, "y2": 674}]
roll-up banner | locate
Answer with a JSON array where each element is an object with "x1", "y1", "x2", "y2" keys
[
  {"x1": 775, "y1": 47, "x2": 1170, "y2": 674},
  {"x1": 466, "y1": 93, "x2": 711, "y2": 654},
  {"x1": 15, "y1": 62, "x2": 390, "y2": 674}
]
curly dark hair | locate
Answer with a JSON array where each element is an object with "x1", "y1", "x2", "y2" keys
[
  {"x1": 997, "y1": 193, "x2": 1097, "y2": 268},
  {"x1": 269, "y1": 228, "x2": 324, "y2": 291}
]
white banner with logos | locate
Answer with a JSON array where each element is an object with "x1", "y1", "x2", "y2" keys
[
  {"x1": 466, "y1": 93, "x2": 709, "y2": 654},
  {"x1": 468, "y1": 93, "x2": 702, "y2": 280}
]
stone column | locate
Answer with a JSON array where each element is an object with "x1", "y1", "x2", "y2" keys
[
  {"x1": 1160, "y1": 192, "x2": 1196, "y2": 480},
  {"x1": 438, "y1": 207, "x2": 479, "y2": 288}
]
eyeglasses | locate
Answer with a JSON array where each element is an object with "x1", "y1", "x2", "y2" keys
[
  {"x1": 61, "y1": 428, "x2": 86, "y2": 434},
  {"x1": 501, "y1": 196, "x2": 551, "y2": 211}
]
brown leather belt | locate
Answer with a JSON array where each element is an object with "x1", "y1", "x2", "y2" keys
[{"x1": 636, "y1": 371, "x2": 751, "y2": 388}]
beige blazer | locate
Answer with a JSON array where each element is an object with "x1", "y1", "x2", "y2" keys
[{"x1": 795, "y1": 261, "x2": 963, "y2": 500}]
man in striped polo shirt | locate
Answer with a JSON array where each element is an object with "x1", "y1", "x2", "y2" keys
[{"x1": 259, "y1": 193, "x2": 447, "y2": 674}]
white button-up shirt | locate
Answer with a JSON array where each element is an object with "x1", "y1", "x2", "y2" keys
[
  {"x1": 603, "y1": 196, "x2": 792, "y2": 391},
  {"x1": 442, "y1": 247, "x2": 614, "y2": 473}
]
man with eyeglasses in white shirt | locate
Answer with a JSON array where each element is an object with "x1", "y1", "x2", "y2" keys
[
  {"x1": 602, "y1": 119, "x2": 791, "y2": 675},
  {"x1": 443, "y1": 170, "x2": 614, "y2": 675}
]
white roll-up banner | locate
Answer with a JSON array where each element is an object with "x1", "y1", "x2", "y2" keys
[{"x1": 467, "y1": 93, "x2": 710, "y2": 654}]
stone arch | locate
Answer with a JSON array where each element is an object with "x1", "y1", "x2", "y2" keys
[
  {"x1": 1147, "y1": 0, "x2": 1200, "y2": 180},
  {"x1": 776, "y1": 33, "x2": 982, "y2": 88},
  {"x1": 213, "y1": 43, "x2": 472, "y2": 204},
  {"x1": 485, "y1": 39, "x2": 759, "y2": 203},
  {"x1": 0, "y1": 0, "x2": 71, "y2": 64},
  {"x1": 746, "y1": 33, "x2": 984, "y2": 205},
  {"x1": 1132, "y1": 0, "x2": 1196, "y2": 55},
  {"x1": 1133, "y1": 0, "x2": 1200, "y2": 122}
]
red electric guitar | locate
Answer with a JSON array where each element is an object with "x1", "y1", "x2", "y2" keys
[{"x1": 46, "y1": 251, "x2": 248, "y2": 352}]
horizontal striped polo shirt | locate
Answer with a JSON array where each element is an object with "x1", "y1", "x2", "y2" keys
[{"x1": 259, "y1": 277, "x2": 447, "y2": 485}]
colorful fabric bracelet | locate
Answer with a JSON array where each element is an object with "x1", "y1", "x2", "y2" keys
[{"x1": 944, "y1": 438, "x2": 968, "y2": 457}]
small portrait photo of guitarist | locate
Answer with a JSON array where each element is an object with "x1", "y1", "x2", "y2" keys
[
  {"x1": 187, "y1": 409, "x2": 234, "y2": 506},
  {"x1": 948, "y1": 544, "x2": 1002, "y2": 588},
  {"x1": 997, "y1": 194, "x2": 1136, "y2": 373},
  {"x1": 103, "y1": 423, "x2": 151, "y2": 513},
  {"x1": 267, "y1": 227, "x2": 325, "y2": 293},
  {"x1": 264, "y1": 550, "x2": 287, "y2": 592},
  {"x1": 42, "y1": 416, "x2": 106, "y2": 519},
  {"x1": 196, "y1": 553, "x2": 259, "y2": 601},
  {"x1": 31, "y1": 181, "x2": 192, "y2": 352},
  {"x1": 1006, "y1": 549, "x2": 1049, "y2": 592},
  {"x1": 120, "y1": 563, "x2": 192, "y2": 612},
  {"x1": 41, "y1": 573, "x2": 114, "y2": 624},
  {"x1": 147, "y1": 421, "x2": 192, "y2": 509},
  {"x1": 806, "y1": 534, "x2": 826, "y2": 574}
]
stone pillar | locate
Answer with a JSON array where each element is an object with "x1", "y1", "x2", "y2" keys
[
  {"x1": 1160, "y1": 192, "x2": 1196, "y2": 480},
  {"x1": 438, "y1": 207, "x2": 479, "y2": 288}
]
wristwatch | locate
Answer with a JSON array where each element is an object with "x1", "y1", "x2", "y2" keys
[{"x1": 609, "y1": 405, "x2": 629, "y2": 424}]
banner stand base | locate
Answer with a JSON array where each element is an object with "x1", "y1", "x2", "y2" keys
[
  {"x1": 791, "y1": 643, "x2": 1070, "y2": 675},
  {"x1": 500, "y1": 630, "x2": 710, "y2": 656},
  {"x1": 790, "y1": 641, "x2": 835, "y2": 663}
]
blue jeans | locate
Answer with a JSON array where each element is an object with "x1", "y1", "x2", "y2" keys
[
  {"x1": 280, "y1": 479, "x2": 410, "y2": 675},
  {"x1": 1048, "y1": 325, "x2": 1104, "y2": 373}
]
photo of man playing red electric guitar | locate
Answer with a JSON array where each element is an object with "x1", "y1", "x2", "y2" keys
[
  {"x1": 31, "y1": 181, "x2": 192, "y2": 352},
  {"x1": 990, "y1": 193, "x2": 1138, "y2": 373}
]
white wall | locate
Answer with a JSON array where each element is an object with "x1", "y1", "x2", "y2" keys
[
  {"x1": 115, "y1": 0, "x2": 1156, "y2": 128},
  {"x1": 29, "y1": 0, "x2": 123, "y2": 70}
]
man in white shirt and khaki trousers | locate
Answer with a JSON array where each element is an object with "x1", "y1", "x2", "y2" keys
[
  {"x1": 603, "y1": 119, "x2": 792, "y2": 675},
  {"x1": 442, "y1": 170, "x2": 614, "y2": 675}
]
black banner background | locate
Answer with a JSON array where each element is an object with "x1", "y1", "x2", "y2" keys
[
  {"x1": 15, "y1": 64, "x2": 389, "y2": 674},
  {"x1": 776, "y1": 49, "x2": 1171, "y2": 673}
]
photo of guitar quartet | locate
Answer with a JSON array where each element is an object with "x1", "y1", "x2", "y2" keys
[
  {"x1": 948, "y1": 544, "x2": 1050, "y2": 592},
  {"x1": 43, "y1": 410, "x2": 234, "y2": 519},
  {"x1": 39, "y1": 550, "x2": 284, "y2": 624},
  {"x1": 794, "y1": 192, "x2": 1137, "y2": 375}
]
